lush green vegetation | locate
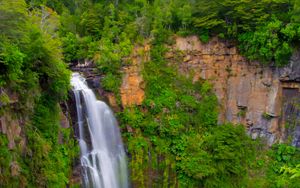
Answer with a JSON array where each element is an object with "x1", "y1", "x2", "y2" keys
[
  {"x1": 51, "y1": 0, "x2": 300, "y2": 67},
  {"x1": 0, "y1": 0, "x2": 78, "y2": 187},
  {"x1": 192, "y1": 0, "x2": 300, "y2": 66},
  {"x1": 1, "y1": 0, "x2": 300, "y2": 187},
  {"x1": 117, "y1": 37, "x2": 300, "y2": 187}
]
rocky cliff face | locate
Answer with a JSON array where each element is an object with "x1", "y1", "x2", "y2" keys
[
  {"x1": 166, "y1": 36, "x2": 300, "y2": 146},
  {"x1": 120, "y1": 45, "x2": 149, "y2": 107},
  {"x1": 0, "y1": 89, "x2": 78, "y2": 185},
  {"x1": 118, "y1": 36, "x2": 300, "y2": 146},
  {"x1": 0, "y1": 90, "x2": 27, "y2": 179}
]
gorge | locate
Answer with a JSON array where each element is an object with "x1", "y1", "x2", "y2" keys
[{"x1": 1, "y1": 0, "x2": 300, "y2": 187}]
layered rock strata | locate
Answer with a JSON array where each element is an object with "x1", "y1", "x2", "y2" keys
[{"x1": 166, "y1": 36, "x2": 300, "y2": 145}]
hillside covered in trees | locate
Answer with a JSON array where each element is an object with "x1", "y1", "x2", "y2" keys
[{"x1": 1, "y1": 0, "x2": 300, "y2": 187}]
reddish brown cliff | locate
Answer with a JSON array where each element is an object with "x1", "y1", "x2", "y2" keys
[
  {"x1": 120, "y1": 45, "x2": 149, "y2": 107},
  {"x1": 119, "y1": 36, "x2": 300, "y2": 145},
  {"x1": 166, "y1": 36, "x2": 300, "y2": 145}
]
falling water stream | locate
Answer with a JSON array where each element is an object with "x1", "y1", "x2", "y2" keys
[{"x1": 71, "y1": 73, "x2": 129, "y2": 188}]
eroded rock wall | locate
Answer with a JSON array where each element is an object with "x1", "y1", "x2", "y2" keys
[
  {"x1": 166, "y1": 36, "x2": 300, "y2": 145},
  {"x1": 0, "y1": 89, "x2": 78, "y2": 184},
  {"x1": 120, "y1": 45, "x2": 149, "y2": 107}
]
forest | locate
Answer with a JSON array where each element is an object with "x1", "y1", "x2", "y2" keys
[{"x1": 1, "y1": 0, "x2": 300, "y2": 187}]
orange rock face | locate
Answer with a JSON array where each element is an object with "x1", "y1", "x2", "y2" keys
[
  {"x1": 120, "y1": 45, "x2": 149, "y2": 107},
  {"x1": 168, "y1": 36, "x2": 297, "y2": 145}
]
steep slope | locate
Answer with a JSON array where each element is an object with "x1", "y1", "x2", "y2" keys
[{"x1": 119, "y1": 36, "x2": 300, "y2": 147}]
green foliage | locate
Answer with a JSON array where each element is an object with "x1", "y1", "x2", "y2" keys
[
  {"x1": 192, "y1": 0, "x2": 299, "y2": 65},
  {"x1": 0, "y1": 91, "x2": 10, "y2": 106},
  {"x1": 281, "y1": 164, "x2": 300, "y2": 179},
  {"x1": 239, "y1": 19, "x2": 299, "y2": 66},
  {"x1": 192, "y1": 0, "x2": 291, "y2": 36},
  {"x1": 0, "y1": 0, "x2": 71, "y2": 100},
  {"x1": 0, "y1": 0, "x2": 76, "y2": 187},
  {"x1": 199, "y1": 30, "x2": 210, "y2": 43},
  {"x1": 78, "y1": 3, "x2": 104, "y2": 38},
  {"x1": 56, "y1": 0, "x2": 300, "y2": 187},
  {"x1": 292, "y1": 0, "x2": 300, "y2": 23},
  {"x1": 273, "y1": 144, "x2": 297, "y2": 163},
  {"x1": 237, "y1": 108, "x2": 246, "y2": 118},
  {"x1": 175, "y1": 124, "x2": 255, "y2": 188},
  {"x1": 24, "y1": 97, "x2": 78, "y2": 187},
  {"x1": 0, "y1": 134, "x2": 13, "y2": 185},
  {"x1": 266, "y1": 144, "x2": 300, "y2": 188},
  {"x1": 0, "y1": 0, "x2": 28, "y2": 40},
  {"x1": 0, "y1": 39, "x2": 25, "y2": 87},
  {"x1": 101, "y1": 72, "x2": 121, "y2": 94},
  {"x1": 57, "y1": 0, "x2": 300, "y2": 67},
  {"x1": 61, "y1": 32, "x2": 80, "y2": 62},
  {"x1": 205, "y1": 125, "x2": 254, "y2": 186},
  {"x1": 2, "y1": 0, "x2": 300, "y2": 187}
]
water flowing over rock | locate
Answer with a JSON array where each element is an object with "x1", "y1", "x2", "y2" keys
[{"x1": 71, "y1": 73, "x2": 129, "y2": 188}]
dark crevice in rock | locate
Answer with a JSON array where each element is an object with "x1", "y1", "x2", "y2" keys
[{"x1": 281, "y1": 88, "x2": 300, "y2": 147}]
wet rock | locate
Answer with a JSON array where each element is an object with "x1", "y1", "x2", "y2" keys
[
  {"x1": 66, "y1": 91, "x2": 79, "y2": 139},
  {"x1": 69, "y1": 163, "x2": 82, "y2": 186},
  {"x1": 86, "y1": 76, "x2": 101, "y2": 89}
]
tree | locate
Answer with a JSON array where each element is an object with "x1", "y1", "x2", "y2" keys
[
  {"x1": 177, "y1": 4, "x2": 192, "y2": 29},
  {"x1": 0, "y1": 0, "x2": 28, "y2": 41},
  {"x1": 192, "y1": 0, "x2": 291, "y2": 37},
  {"x1": 0, "y1": 39, "x2": 25, "y2": 87},
  {"x1": 292, "y1": 0, "x2": 300, "y2": 23},
  {"x1": 79, "y1": 3, "x2": 104, "y2": 37}
]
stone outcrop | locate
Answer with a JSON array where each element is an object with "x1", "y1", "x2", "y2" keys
[
  {"x1": 120, "y1": 45, "x2": 149, "y2": 107},
  {"x1": 0, "y1": 91, "x2": 26, "y2": 151},
  {"x1": 279, "y1": 50, "x2": 300, "y2": 82},
  {"x1": 165, "y1": 36, "x2": 300, "y2": 145},
  {"x1": 0, "y1": 114, "x2": 24, "y2": 150},
  {"x1": 0, "y1": 113, "x2": 25, "y2": 150}
]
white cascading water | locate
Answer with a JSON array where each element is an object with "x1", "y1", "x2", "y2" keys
[{"x1": 71, "y1": 73, "x2": 129, "y2": 188}]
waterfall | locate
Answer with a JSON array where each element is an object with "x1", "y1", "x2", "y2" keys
[{"x1": 71, "y1": 73, "x2": 129, "y2": 188}]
